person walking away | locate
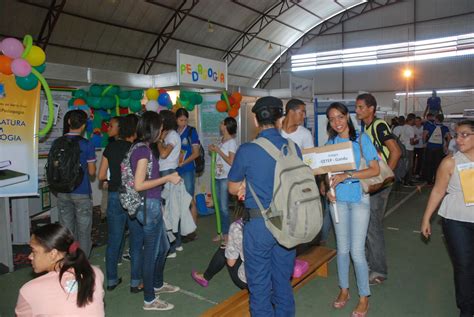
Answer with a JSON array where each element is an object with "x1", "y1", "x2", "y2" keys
[
  {"x1": 413, "y1": 116, "x2": 425, "y2": 178},
  {"x1": 423, "y1": 114, "x2": 451, "y2": 185}
]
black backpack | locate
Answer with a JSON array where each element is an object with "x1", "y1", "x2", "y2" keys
[
  {"x1": 46, "y1": 136, "x2": 84, "y2": 193},
  {"x1": 187, "y1": 127, "x2": 205, "y2": 175}
]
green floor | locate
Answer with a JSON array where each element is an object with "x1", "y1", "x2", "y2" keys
[{"x1": 0, "y1": 186, "x2": 458, "y2": 316}]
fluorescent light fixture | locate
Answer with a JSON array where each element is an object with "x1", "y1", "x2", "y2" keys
[
  {"x1": 291, "y1": 33, "x2": 474, "y2": 72},
  {"x1": 395, "y1": 88, "x2": 474, "y2": 96}
]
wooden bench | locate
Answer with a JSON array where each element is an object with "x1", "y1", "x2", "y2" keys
[{"x1": 201, "y1": 246, "x2": 337, "y2": 317}]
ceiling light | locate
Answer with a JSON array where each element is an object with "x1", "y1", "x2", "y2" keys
[
  {"x1": 268, "y1": 42, "x2": 273, "y2": 50},
  {"x1": 207, "y1": 20, "x2": 214, "y2": 33}
]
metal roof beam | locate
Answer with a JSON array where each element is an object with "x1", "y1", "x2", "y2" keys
[
  {"x1": 223, "y1": 0, "x2": 297, "y2": 66},
  {"x1": 32, "y1": 0, "x2": 67, "y2": 50},
  {"x1": 256, "y1": 0, "x2": 402, "y2": 88},
  {"x1": 137, "y1": 0, "x2": 199, "y2": 74}
]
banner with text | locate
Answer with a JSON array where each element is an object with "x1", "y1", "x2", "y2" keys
[
  {"x1": 0, "y1": 73, "x2": 40, "y2": 197},
  {"x1": 177, "y1": 51, "x2": 227, "y2": 89}
]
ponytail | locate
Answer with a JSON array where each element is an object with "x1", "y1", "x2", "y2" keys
[{"x1": 33, "y1": 224, "x2": 96, "y2": 308}]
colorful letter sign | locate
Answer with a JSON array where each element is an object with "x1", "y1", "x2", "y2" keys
[{"x1": 177, "y1": 50, "x2": 227, "y2": 89}]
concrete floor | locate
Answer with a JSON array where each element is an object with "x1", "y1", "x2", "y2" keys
[{"x1": 0, "y1": 186, "x2": 458, "y2": 316}]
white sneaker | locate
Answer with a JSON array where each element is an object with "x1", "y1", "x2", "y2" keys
[
  {"x1": 176, "y1": 246, "x2": 184, "y2": 252},
  {"x1": 143, "y1": 298, "x2": 174, "y2": 311},
  {"x1": 155, "y1": 282, "x2": 180, "y2": 295},
  {"x1": 167, "y1": 252, "x2": 177, "y2": 259}
]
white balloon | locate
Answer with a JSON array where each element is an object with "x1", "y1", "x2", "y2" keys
[{"x1": 146, "y1": 100, "x2": 159, "y2": 112}]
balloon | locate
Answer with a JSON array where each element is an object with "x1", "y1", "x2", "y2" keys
[
  {"x1": 90, "y1": 84, "x2": 103, "y2": 97},
  {"x1": 33, "y1": 63, "x2": 46, "y2": 73},
  {"x1": 158, "y1": 93, "x2": 171, "y2": 106},
  {"x1": 103, "y1": 85, "x2": 119, "y2": 97},
  {"x1": 74, "y1": 98, "x2": 86, "y2": 106},
  {"x1": 228, "y1": 96, "x2": 236, "y2": 106},
  {"x1": 231, "y1": 92, "x2": 242, "y2": 103},
  {"x1": 180, "y1": 98, "x2": 190, "y2": 109},
  {"x1": 24, "y1": 45, "x2": 46, "y2": 66},
  {"x1": 119, "y1": 98, "x2": 130, "y2": 107},
  {"x1": 1, "y1": 38, "x2": 24, "y2": 59},
  {"x1": 129, "y1": 100, "x2": 142, "y2": 112},
  {"x1": 130, "y1": 90, "x2": 144, "y2": 100},
  {"x1": 68, "y1": 98, "x2": 75, "y2": 108},
  {"x1": 194, "y1": 94, "x2": 203, "y2": 105},
  {"x1": 0, "y1": 55, "x2": 13, "y2": 75},
  {"x1": 157, "y1": 106, "x2": 167, "y2": 113},
  {"x1": 220, "y1": 92, "x2": 227, "y2": 101},
  {"x1": 159, "y1": 88, "x2": 166, "y2": 94},
  {"x1": 86, "y1": 96, "x2": 101, "y2": 108},
  {"x1": 100, "y1": 96, "x2": 115, "y2": 109},
  {"x1": 21, "y1": 35, "x2": 33, "y2": 59},
  {"x1": 15, "y1": 73, "x2": 38, "y2": 90},
  {"x1": 73, "y1": 89, "x2": 87, "y2": 99},
  {"x1": 231, "y1": 102, "x2": 241, "y2": 110},
  {"x1": 11, "y1": 58, "x2": 31, "y2": 77},
  {"x1": 146, "y1": 100, "x2": 159, "y2": 112},
  {"x1": 118, "y1": 90, "x2": 130, "y2": 99},
  {"x1": 31, "y1": 67, "x2": 54, "y2": 137},
  {"x1": 146, "y1": 88, "x2": 159, "y2": 100},
  {"x1": 228, "y1": 107, "x2": 239, "y2": 118},
  {"x1": 216, "y1": 100, "x2": 227, "y2": 112}
]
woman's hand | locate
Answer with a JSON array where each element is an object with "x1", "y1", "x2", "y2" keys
[
  {"x1": 330, "y1": 173, "x2": 348, "y2": 188},
  {"x1": 237, "y1": 182, "x2": 246, "y2": 201},
  {"x1": 208, "y1": 144, "x2": 217, "y2": 153},
  {"x1": 421, "y1": 218, "x2": 431, "y2": 239},
  {"x1": 167, "y1": 172, "x2": 182, "y2": 185},
  {"x1": 327, "y1": 190, "x2": 336, "y2": 203}
]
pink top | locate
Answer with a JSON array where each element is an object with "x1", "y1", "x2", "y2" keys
[{"x1": 15, "y1": 266, "x2": 105, "y2": 317}]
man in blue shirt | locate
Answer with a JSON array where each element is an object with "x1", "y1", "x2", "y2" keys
[
  {"x1": 423, "y1": 90, "x2": 443, "y2": 118},
  {"x1": 228, "y1": 96, "x2": 297, "y2": 317},
  {"x1": 56, "y1": 110, "x2": 96, "y2": 257},
  {"x1": 422, "y1": 113, "x2": 451, "y2": 184}
]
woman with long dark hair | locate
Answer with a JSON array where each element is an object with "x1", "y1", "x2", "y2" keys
[
  {"x1": 421, "y1": 120, "x2": 474, "y2": 317},
  {"x1": 15, "y1": 223, "x2": 104, "y2": 316},
  {"x1": 325, "y1": 102, "x2": 380, "y2": 317},
  {"x1": 127, "y1": 111, "x2": 181, "y2": 311}
]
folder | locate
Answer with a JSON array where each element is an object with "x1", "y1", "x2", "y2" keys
[{"x1": 457, "y1": 162, "x2": 474, "y2": 206}]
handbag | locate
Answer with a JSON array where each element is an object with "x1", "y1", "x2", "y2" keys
[{"x1": 358, "y1": 134, "x2": 395, "y2": 193}]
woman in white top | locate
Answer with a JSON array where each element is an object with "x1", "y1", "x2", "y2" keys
[
  {"x1": 157, "y1": 110, "x2": 182, "y2": 256},
  {"x1": 421, "y1": 120, "x2": 474, "y2": 317},
  {"x1": 208, "y1": 117, "x2": 238, "y2": 243}
]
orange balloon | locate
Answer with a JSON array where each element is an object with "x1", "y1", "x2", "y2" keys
[
  {"x1": 73, "y1": 98, "x2": 86, "y2": 106},
  {"x1": 228, "y1": 107, "x2": 239, "y2": 118},
  {"x1": 216, "y1": 100, "x2": 228, "y2": 112},
  {"x1": 231, "y1": 102, "x2": 240, "y2": 110},
  {"x1": 0, "y1": 55, "x2": 13, "y2": 75},
  {"x1": 231, "y1": 92, "x2": 242, "y2": 103}
]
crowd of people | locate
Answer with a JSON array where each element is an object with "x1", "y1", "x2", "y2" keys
[{"x1": 14, "y1": 94, "x2": 473, "y2": 317}]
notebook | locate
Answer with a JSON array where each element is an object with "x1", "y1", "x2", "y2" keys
[{"x1": 0, "y1": 169, "x2": 30, "y2": 187}]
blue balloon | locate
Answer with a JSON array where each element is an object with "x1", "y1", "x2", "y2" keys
[
  {"x1": 158, "y1": 93, "x2": 170, "y2": 106},
  {"x1": 34, "y1": 63, "x2": 46, "y2": 74},
  {"x1": 15, "y1": 73, "x2": 38, "y2": 91}
]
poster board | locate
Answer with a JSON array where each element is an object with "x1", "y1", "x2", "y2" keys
[
  {"x1": 177, "y1": 50, "x2": 227, "y2": 89},
  {"x1": 302, "y1": 142, "x2": 356, "y2": 175}
]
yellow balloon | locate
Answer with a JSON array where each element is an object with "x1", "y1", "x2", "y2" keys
[
  {"x1": 25, "y1": 45, "x2": 46, "y2": 67},
  {"x1": 145, "y1": 88, "x2": 159, "y2": 100}
]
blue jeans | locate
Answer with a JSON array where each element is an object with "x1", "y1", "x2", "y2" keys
[
  {"x1": 128, "y1": 198, "x2": 170, "y2": 302},
  {"x1": 180, "y1": 170, "x2": 195, "y2": 197},
  {"x1": 442, "y1": 218, "x2": 474, "y2": 317},
  {"x1": 330, "y1": 195, "x2": 371, "y2": 296},
  {"x1": 320, "y1": 197, "x2": 333, "y2": 242},
  {"x1": 161, "y1": 169, "x2": 181, "y2": 253},
  {"x1": 127, "y1": 216, "x2": 143, "y2": 288},
  {"x1": 215, "y1": 178, "x2": 230, "y2": 234},
  {"x1": 243, "y1": 218, "x2": 296, "y2": 317},
  {"x1": 57, "y1": 193, "x2": 93, "y2": 257},
  {"x1": 105, "y1": 191, "x2": 127, "y2": 286},
  {"x1": 366, "y1": 185, "x2": 392, "y2": 279}
]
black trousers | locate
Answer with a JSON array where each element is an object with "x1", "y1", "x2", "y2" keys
[
  {"x1": 422, "y1": 147, "x2": 444, "y2": 183},
  {"x1": 413, "y1": 147, "x2": 424, "y2": 176},
  {"x1": 203, "y1": 247, "x2": 247, "y2": 289},
  {"x1": 442, "y1": 218, "x2": 474, "y2": 317}
]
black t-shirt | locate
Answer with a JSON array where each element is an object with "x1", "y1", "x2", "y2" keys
[{"x1": 103, "y1": 139, "x2": 132, "y2": 192}]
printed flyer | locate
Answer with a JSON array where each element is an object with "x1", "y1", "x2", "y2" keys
[{"x1": 0, "y1": 73, "x2": 40, "y2": 197}]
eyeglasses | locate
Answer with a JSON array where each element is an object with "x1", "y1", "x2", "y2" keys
[{"x1": 454, "y1": 132, "x2": 474, "y2": 139}]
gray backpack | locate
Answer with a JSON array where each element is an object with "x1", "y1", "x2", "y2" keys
[
  {"x1": 119, "y1": 142, "x2": 152, "y2": 218},
  {"x1": 248, "y1": 138, "x2": 322, "y2": 249}
]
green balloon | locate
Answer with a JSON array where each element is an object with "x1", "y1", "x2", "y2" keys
[
  {"x1": 15, "y1": 73, "x2": 38, "y2": 91},
  {"x1": 118, "y1": 90, "x2": 130, "y2": 99},
  {"x1": 100, "y1": 96, "x2": 115, "y2": 109},
  {"x1": 130, "y1": 90, "x2": 144, "y2": 100},
  {"x1": 105, "y1": 85, "x2": 120, "y2": 97},
  {"x1": 34, "y1": 63, "x2": 46, "y2": 73},
  {"x1": 73, "y1": 89, "x2": 87, "y2": 99},
  {"x1": 129, "y1": 99, "x2": 142, "y2": 112},
  {"x1": 86, "y1": 96, "x2": 101, "y2": 109},
  {"x1": 90, "y1": 84, "x2": 103, "y2": 97},
  {"x1": 187, "y1": 103, "x2": 195, "y2": 111},
  {"x1": 68, "y1": 98, "x2": 75, "y2": 108},
  {"x1": 119, "y1": 98, "x2": 130, "y2": 107}
]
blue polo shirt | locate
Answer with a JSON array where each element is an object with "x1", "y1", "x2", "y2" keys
[
  {"x1": 326, "y1": 133, "x2": 379, "y2": 203},
  {"x1": 65, "y1": 133, "x2": 96, "y2": 195},
  {"x1": 228, "y1": 128, "x2": 301, "y2": 209},
  {"x1": 177, "y1": 126, "x2": 200, "y2": 173}
]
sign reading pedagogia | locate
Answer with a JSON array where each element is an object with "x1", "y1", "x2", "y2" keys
[
  {"x1": 302, "y1": 142, "x2": 356, "y2": 175},
  {"x1": 0, "y1": 73, "x2": 40, "y2": 197},
  {"x1": 177, "y1": 50, "x2": 227, "y2": 89}
]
